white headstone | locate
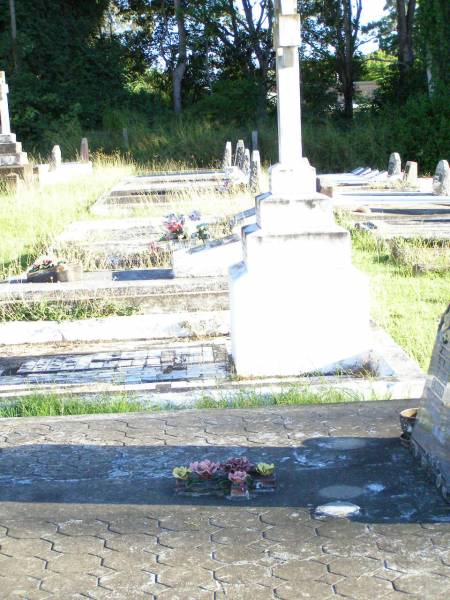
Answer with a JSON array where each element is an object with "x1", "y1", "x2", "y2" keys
[
  {"x1": 404, "y1": 161, "x2": 418, "y2": 186},
  {"x1": 0, "y1": 71, "x2": 11, "y2": 135},
  {"x1": 388, "y1": 152, "x2": 402, "y2": 176},
  {"x1": 433, "y1": 160, "x2": 450, "y2": 197},
  {"x1": 80, "y1": 138, "x2": 89, "y2": 163},
  {"x1": 223, "y1": 141, "x2": 232, "y2": 169},
  {"x1": 50, "y1": 145, "x2": 62, "y2": 169}
]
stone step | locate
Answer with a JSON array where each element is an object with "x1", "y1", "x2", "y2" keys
[
  {"x1": 0, "y1": 152, "x2": 27, "y2": 167},
  {"x1": 0, "y1": 311, "x2": 230, "y2": 346},
  {"x1": 0, "y1": 141, "x2": 22, "y2": 154},
  {"x1": 242, "y1": 225, "x2": 351, "y2": 272},
  {"x1": 0, "y1": 274, "x2": 230, "y2": 313},
  {"x1": 0, "y1": 133, "x2": 16, "y2": 144}
]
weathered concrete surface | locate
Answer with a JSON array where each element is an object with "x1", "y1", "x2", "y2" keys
[{"x1": 0, "y1": 401, "x2": 449, "y2": 599}]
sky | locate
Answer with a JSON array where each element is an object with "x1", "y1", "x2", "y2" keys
[
  {"x1": 361, "y1": 0, "x2": 388, "y2": 25},
  {"x1": 360, "y1": 0, "x2": 388, "y2": 53}
]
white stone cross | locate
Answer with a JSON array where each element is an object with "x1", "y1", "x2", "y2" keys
[
  {"x1": 273, "y1": 0, "x2": 302, "y2": 167},
  {"x1": 0, "y1": 71, "x2": 11, "y2": 135}
]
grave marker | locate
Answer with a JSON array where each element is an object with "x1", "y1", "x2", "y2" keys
[
  {"x1": 0, "y1": 71, "x2": 11, "y2": 135},
  {"x1": 50, "y1": 145, "x2": 62, "y2": 170},
  {"x1": 250, "y1": 150, "x2": 262, "y2": 194},
  {"x1": 223, "y1": 141, "x2": 232, "y2": 169},
  {"x1": 234, "y1": 140, "x2": 245, "y2": 170},
  {"x1": 229, "y1": 1, "x2": 369, "y2": 376},
  {"x1": 404, "y1": 161, "x2": 418, "y2": 186},
  {"x1": 80, "y1": 137, "x2": 89, "y2": 163},
  {"x1": 388, "y1": 152, "x2": 402, "y2": 176},
  {"x1": 0, "y1": 72, "x2": 32, "y2": 182},
  {"x1": 433, "y1": 160, "x2": 450, "y2": 197},
  {"x1": 411, "y1": 304, "x2": 450, "y2": 501}
]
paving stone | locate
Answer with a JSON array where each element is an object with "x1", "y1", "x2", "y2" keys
[
  {"x1": 328, "y1": 556, "x2": 382, "y2": 577},
  {"x1": 335, "y1": 575, "x2": 394, "y2": 599},
  {"x1": 275, "y1": 580, "x2": 333, "y2": 599},
  {"x1": 40, "y1": 573, "x2": 99, "y2": 595},
  {"x1": 0, "y1": 402, "x2": 449, "y2": 599},
  {"x1": 46, "y1": 533, "x2": 106, "y2": 555},
  {"x1": 272, "y1": 560, "x2": 327, "y2": 582},
  {"x1": 0, "y1": 555, "x2": 46, "y2": 577},
  {"x1": 0, "y1": 577, "x2": 43, "y2": 599},
  {"x1": 46, "y1": 551, "x2": 103, "y2": 574}
]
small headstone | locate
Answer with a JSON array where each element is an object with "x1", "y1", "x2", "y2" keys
[
  {"x1": 50, "y1": 145, "x2": 62, "y2": 170},
  {"x1": 411, "y1": 304, "x2": 450, "y2": 502},
  {"x1": 122, "y1": 128, "x2": 129, "y2": 151},
  {"x1": 234, "y1": 139, "x2": 245, "y2": 170},
  {"x1": 250, "y1": 150, "x2": 262, "y2": 194},
  {"x1": 80, "y1": 137, "x2": 89, "y2": 163},
  {"x1": 223, "y1": 141, "x2": 232, "y2": 169},
  {"x1": 388, "y1": 152, "x2": 402, "y2": 176},
  {"x1": 251, "y1": 130, "x2": 258, "y2": 151},
  {"x1": 403, "y1": 161, "x2": 418, "y2": 186},
  {"x1": 433, "y1": 160, "x2": 450, "y2": 197},
  {"x1": 242, "y1": 148, "x2": 251, "y2": 178}
]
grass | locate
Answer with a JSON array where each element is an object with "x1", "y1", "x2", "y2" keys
[
  {"x1": 0, "y1": 154, "x2": 135, "y2": 281},
  {"x1": 0, "y1": 385, "x2": 380, "y2": 418},
  {"x1": 349, "y1": 227, "x2": 450, "y2": 371},
  {"x1": 0, "y1": 299, "x2": 139, "y2": 322},
  {"x1": 0, "y1": 393, "x2": 144, "y2": 418}
]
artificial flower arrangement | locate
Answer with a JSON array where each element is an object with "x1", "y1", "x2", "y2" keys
[
  {"x1": 28, "y1": 256, "x2": 58, "y2": 274},
  {"x1": 173, "y1": 456, "x2": 276, "y2": 500},
  {"x1": 26, "y1": 256, "x2": 62, "y2": 283},
  {"x1": 160, "y1": 212, "x2": 210, "y2": 242}
]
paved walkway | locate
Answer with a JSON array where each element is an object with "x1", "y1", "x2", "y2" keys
[{"x1": 0, "y1": 401, "x2": 449, "y2": 599}]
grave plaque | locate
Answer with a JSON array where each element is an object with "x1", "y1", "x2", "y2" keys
[{"x1": 411, "y1": 304, "x2": 450, "y2": 501}]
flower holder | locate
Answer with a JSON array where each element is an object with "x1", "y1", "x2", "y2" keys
[
  {"x1": 27, "y1": 268, "x2": 58, "y2": 283},
  {"x1": 173, "y1": 457, "x2": 277, "y2": 501},
  {"x1": 56, "y1": 263, "x2": 83, "y2": 283}
]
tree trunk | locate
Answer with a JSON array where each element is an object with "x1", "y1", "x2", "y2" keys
[
  {"x1": 8, "y1": 0, "x2": 18, "y2": 72},
  {"x1": 396, "y1": 0, "x2": 416, "y2": 73},
  {"x1": 173, "y1": 0, "x2": 187, "y2": 115},
  {"x1": 342, "y1": 0, "x2": 354, "y2": 118}
]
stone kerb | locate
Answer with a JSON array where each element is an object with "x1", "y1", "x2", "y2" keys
[
  {"x1": 411, "y1": 304, "x2": 450, "y2": 502},
  {"x1": 433, "y1": 159, "x2": 449, "y2": 197}
]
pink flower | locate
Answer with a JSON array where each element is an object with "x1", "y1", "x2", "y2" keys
[
  {"x1": 189, "y1": 460, "x2": 220, "y2": 479},
  {"x1": 222, "y1": 456, "x2": 252, "y2": 473},
  {"x1": 228, "y1": 470, "x2": 248, "y2": 485}
]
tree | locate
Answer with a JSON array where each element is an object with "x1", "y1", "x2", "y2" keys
[
  {"x1": 396, "y1": 0, "x2": 416, "y2": 79},
  {"x1": 301, "y1": 1, "x2": 363, "y2": 119},
  {"x1": 173, "y1": 0, "x2": 187, "y2": 114}
]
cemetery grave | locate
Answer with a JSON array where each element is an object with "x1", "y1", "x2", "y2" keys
[
  {"x1": 0, "y1": 3, "x2": 449, "y2": 598},
  {"x1": 92, "y1": 140, "x2": 262, "y2": 214}
]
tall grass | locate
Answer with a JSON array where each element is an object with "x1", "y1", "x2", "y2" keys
[
  {"x1": 0, "y1": 154, "x2": 134, "y2": 280},
  {"x1": 350, "y1": 227, "x2": 449, "y2": 371}
]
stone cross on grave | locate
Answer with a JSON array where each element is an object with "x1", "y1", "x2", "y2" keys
[
  {"x1": 0, "y1": 72, "x2": 11, "y2": 135},
  {"x1": 270, "y1": 1, "x2": 316, "y2": 196},
  {"x1": 229, "y1": 2, "x2": 370, "y2": 377}
]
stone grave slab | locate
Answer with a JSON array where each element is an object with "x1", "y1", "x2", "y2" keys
[
  {"x1": 0, "y1": 343, "x2": 229, "y2": 387},
  {"x1": 411, "y1": 305, "x2": 450, "y2": 501}
]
